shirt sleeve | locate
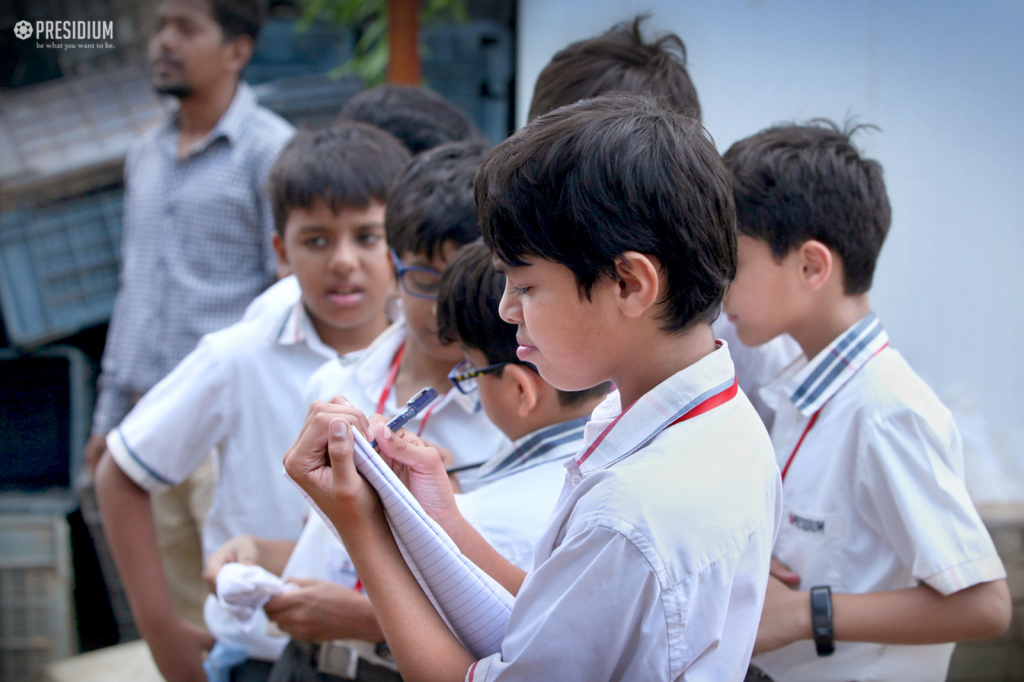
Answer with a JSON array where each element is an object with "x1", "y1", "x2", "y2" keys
[
  {"x1": 105, "y1": 335, "x2": 236, "y2": 492},
  {"x1": 854, "y1": 408, "x2": 1006, "y2": 596},
  {"x1": 467, "y1": 525, "x2": 676, "y2": 682},
  {"x1": 91, "y1": 143, "x2": 143, "y2": 436},
  {"x1": 91, "y1": 375, "x2": 136, "y2": 436}
]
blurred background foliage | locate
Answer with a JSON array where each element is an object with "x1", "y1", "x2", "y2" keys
[{"x1": 298, "y1": 0, "x2": 468, "y2": 86}]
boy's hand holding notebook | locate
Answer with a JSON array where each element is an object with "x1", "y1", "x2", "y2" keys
[{"x1": 285, "y1": 399, "x2": 514, "y2": 658}]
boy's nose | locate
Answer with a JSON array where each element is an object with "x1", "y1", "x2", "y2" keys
[
  {"x1": 497, "y1": 282, "x2": 521, "y2": 324},
  {"x1": 329, "y1": 242, "x2": 358, "y2": 275}
]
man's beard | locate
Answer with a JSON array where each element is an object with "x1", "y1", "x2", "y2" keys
[
  {"x1": 149, "y1": 56, "x2": 193, "y2": 99},
  {"x1": 153, "y1": 82, "x2": 193, "y2": 99}
]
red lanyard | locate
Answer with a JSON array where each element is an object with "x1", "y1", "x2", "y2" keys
[
  {"x1": 779, "y1": 343, "x2": 888, "y2": 483},
  {"x1": 374, "y1": 342, "x2": 436, "y2": 437},
  {"x1": 577, "y1": 376, "x2": 738, "y2": 467},
  {"x1": 780, "y1": 410, "x2": 821, "y2": 482},
  {"x1": 375, "y1": 343, "x2": 406, "y2": 415}
]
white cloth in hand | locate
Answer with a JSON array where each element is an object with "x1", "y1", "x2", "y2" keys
[{"x1": 215, "y1": 563, "x2": 290, "y2": 632}]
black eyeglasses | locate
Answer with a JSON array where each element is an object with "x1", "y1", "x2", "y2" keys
[
  {"x1": 447, "y1": 360, "x2": 510, "y2": 394},
  {"x1": 391, "y1": 249, "x2": 443, "y2": 300}
]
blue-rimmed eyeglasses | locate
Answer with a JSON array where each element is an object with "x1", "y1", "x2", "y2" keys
[
  {"x1": 447, "y1": 360, "x2": 510, "y2": 394},
  {"x1": 391, "y1": 249, "x2": 443, "y2": 300}
]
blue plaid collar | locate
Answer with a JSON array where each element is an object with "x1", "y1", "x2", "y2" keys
[
  {"x1": 784, "y1": 313, "x2": 889, "y2": 416},
  {"x1": 470, "y1": 417, "x2": 589, "y2": 484}
]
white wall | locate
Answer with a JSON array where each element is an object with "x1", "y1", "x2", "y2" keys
[{"x1": 518, "y1": 0, "x2": 1024, "y2": 500}]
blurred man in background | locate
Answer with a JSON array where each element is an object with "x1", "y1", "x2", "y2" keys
[{"x1": 83, "y1": 0, "x2": 294, "y2": 658}]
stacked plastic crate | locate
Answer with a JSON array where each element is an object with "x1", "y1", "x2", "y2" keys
[
  {"x1": 0, "y1": 65, "x2": 169, "y2": 345},
  {"x1": 0, "y1": 514, "x2": 75, "y2": 682},
  {"x1": 0, "y1": 346, "x2": 92, "y2": 682},
  {"x1": 0, "y1": 65, "x2": 167, "y2": 679}
]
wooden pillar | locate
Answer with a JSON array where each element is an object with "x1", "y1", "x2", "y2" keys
[{"x1": 388, "y1": 0, "x2": 420, "y2": 85}]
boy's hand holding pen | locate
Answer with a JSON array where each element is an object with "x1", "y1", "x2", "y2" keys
[{"x1": 369, "y1": 387, "x2": 438, "y2": 449}]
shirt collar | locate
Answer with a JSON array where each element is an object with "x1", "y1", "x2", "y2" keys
[
  {"x1": 273, "y1": 299, "x2": 337, "y2": 360},
  {"x1": 575, "y1": 341, "x2": 737, "y2": 475},
  {"x1": 780, "y1": 312, "x2": 889, "y2": 416},
  {"x1": 471, "y1": 416, "x2": 589, "y2": 484},
  {"x1": 162, "y1": 82, "x2": 256, "y2": 156}
]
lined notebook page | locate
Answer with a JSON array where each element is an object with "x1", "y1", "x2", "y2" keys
[{"x1": 348, "y1": 430, "x2": 514, "y2": 658}]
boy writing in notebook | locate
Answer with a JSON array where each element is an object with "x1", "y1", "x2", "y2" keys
[
  {"x1": 721, "y1": 122, "x2": 1010, "y2": 681},
  {"x1": 284, "y1": 94, "x2": 782, "y2": 681},
  {"x1": 95, "y1": 123, "x2": 409, "y2": 682},
  {"x1": 204, "y1": 240, "x2": 607, "y2": 680}
]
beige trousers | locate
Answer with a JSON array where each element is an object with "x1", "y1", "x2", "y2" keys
[{"x1": 151, "y1": 453, "x2": 215, "y2": 629}]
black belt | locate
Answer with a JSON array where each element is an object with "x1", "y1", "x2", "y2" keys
[{"x1": 744, "y1": 665, "x2": 775, "y2": 682}]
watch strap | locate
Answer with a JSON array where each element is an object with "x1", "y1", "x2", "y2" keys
[{"x1": 810, "y1": 585, "x2": 835, "y2": 656}]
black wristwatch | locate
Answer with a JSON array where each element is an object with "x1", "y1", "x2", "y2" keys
[{"x1": 809, "y1": 585, "x2": 835, "y2": 656}]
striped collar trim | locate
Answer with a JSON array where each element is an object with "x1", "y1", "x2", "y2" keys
[
  {"x1": 471, "y1": 417, "x2": 589, "y2": 483},
  {"x1": 575, "y1": 342, "x2": 737, "y2": 475},
  {"x1": 274, "y1": 299, "x2": 309, "y2": 346},
  {"x1": 786, "y1": 313, "x2": 889, "y2": 415}
]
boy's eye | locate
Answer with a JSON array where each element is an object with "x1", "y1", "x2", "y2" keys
[
  {"x1": 509, "y1": 284, "x2": 531, "y2": 296},
  {"x1": 357, "y1": 233, "x2": 382, "y2": 246},
  {"x1": 304, "y1": 236, "x2": 329, "y2": 248}
]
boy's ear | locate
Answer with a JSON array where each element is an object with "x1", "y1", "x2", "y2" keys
[
  {"x1": 504, "y1": 364, "x2": 541, "y2": 418},
  {"x1": 613, "y1": 251, "x2": 662, "y2": 318},
  {"x1": 796, "y1": 240, "x2": 833, "y2": 291},
  {"x1": 272, "y1": 233, "x2": 293, "y2": 278}
]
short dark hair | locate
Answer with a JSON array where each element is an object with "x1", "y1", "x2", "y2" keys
[
  {"x1": 386, "y1": 140, "x2": 487, "y2": 260},
  {"x1": 338, "y1": 85, "x2": 486, "y2": 156},
  {"x1": 267, "y1": 121, "x2": 411, "y2": 236},
  {"x1": 478, "y1": 94, "x2": 736, "y2": 332},
  {"x1": 207, "y1": 0, "x2": 265, "y2": 42},
  {"x1": 437, "y1": 240, "x2": 609, "y2": 408},
  {"x1": 529, "y1": 16, "x2": 700, "y2": 123},
  {"x1": 723, "y1": 120, "x2": 891, "y2": 294}
]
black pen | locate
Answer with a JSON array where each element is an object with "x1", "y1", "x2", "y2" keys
[{"x1": 369, "y1": 387, "x2": 438, "y2": 449}]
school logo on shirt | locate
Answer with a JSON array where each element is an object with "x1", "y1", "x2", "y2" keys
[{"x1": 789, "y1": 512, "x2": 826, "y2": 534}]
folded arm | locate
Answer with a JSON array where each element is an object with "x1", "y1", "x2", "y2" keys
[{"x1": 755, "y1": 574, "x2": 1011, "y2": 654}]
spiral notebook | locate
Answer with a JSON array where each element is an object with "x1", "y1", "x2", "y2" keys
[{"x1": 310, "y1": 430, "x2": 515, "y2": 659}]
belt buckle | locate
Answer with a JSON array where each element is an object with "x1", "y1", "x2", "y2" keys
[{"x1": 317, "y1": 641, "x2": 360, "y2": 679}]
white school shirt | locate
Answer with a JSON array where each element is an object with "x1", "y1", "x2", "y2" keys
[
  {"x1": 468, "y1": 342, "x2": 783, "y2": 682},
  {"x1": 227, "y1": 416, "x2": 591, "y2": 660},
  {"x1": 455, "y1": 416, "x2": 589, "y2": 571},
  {"x1": 304, "y1": 320, "x2": 510, "y2": 470},
  {"x1": 712, "y1": 315, "x2": 802, "y2": 430},
  {"x1": 106, "y1": 294, "x2": 337, "y2": 558},
  {"x1": 752, "y1": 313, "x2": 1006, "y2": 682}
]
